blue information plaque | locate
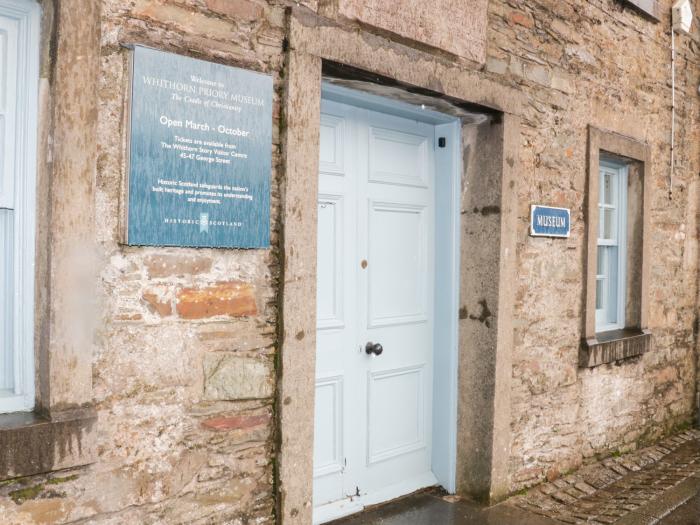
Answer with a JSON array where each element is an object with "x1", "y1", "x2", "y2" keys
[
  {"x1": 126, "y1": 46, "x2": 272, "y2": 248},
  {"x1": 530, "y1": 205, "x2": 570, "y2": 238}
]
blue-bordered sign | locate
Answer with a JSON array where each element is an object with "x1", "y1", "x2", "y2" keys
[
  {"x1": 126, "y1": 46, "x2": 272, "y2": 248},
  {"x1": 530, "y1": 205, "x2": 570, "y2": 238}
]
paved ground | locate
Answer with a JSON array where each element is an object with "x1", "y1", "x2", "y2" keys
[
  {"x1": 511, "y1": 429, "x2": 700, "y2": 524},
  {"x1": 330, "y1": 429, "x2": 700, "y2": 524},
  {"x1": 332, "y1": 490, "x2": 560, "y2": 525},
  {"x1": 658, "y1": 491, "x2": 700, "y2": 524}
]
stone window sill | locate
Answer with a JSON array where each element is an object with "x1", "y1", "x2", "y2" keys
[
  {"x1": 0, "y1": 408, "x2": 97, "y2": 481},
  {"x1": 580, "y1": 328, "x2": 653, "y2": 368}
]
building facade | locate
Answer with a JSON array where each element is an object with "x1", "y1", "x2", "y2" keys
[{"x1": 0, "y1": 0, "x2": 699, "y2": 523}]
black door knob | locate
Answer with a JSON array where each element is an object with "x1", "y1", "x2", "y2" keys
[{"x1": 365, "y1": 342, "x2": 383, "y2": 356}]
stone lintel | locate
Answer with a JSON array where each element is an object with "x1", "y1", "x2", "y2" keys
[
  {"x1": 580, "y1": 329, "x2": 653, "y2": 368},
  {"x1": 326, "y1": 0, "x2": 488, "y2": 64},
  {"x1": 288, "y1": 7, "x2": 523, "y2": 116}
]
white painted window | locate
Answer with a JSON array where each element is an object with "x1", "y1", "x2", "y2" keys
[
  {"x1": 595, "y1": 161, "x2": 628, "y2": 333},
  {"x1": 0, "y1": 0, "x2": 40, "y2": 413}
]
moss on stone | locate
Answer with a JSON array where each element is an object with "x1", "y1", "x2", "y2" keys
[
  {"x1": 0, "y1": 475, "x2": 32, "y2": 488},
  {"x1": 9, "y1": 484, "x2": 43, "y2": 504},
  {"x1": 46, "y1": 474, "x2": 79, "y2": 485},
  {"x1": 0, "y1": 478, "x2": 19, "y2": 488},
  {"x1": 671, "y1": 420, "x2": 692, "y2": 433}
]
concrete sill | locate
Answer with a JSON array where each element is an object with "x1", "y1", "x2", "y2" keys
[
  {"x1": 580, "y1": 328, "x2": 653, "y2": 368},
  {"x1": 0, "y1": 408, "x2": 97, "y2": 481}
]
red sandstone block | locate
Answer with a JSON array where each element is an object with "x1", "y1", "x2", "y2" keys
[
  {"x1": 176, "y1": 281, "x2": 257, "y2": 319},
  {"x1": 508, "y1": 10, "x2": 534, "y2": 28},
  {"x1": 142, "y1": 291, "x2": 173, "y2": 317},
  {"x1": 201, "y1": 414, "x2": 270, "y2": 431}
]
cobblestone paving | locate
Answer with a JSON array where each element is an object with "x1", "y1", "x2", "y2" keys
[{"x1": 510, "y1": 430, "x2": 700, "y2": 524}]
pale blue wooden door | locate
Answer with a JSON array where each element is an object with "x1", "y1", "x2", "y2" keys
[{"x1": 314, "y1": 98, "x2": 437, "y2": 523}]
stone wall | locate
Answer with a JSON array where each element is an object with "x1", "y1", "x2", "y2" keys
[
  {"x1": 486, "y1": 0, "x2": 700, "y2": 490},
  {"x1": 0, "y1": 0, "x2": 698, "y2": 523},
  {"x1": 2, "y1": 0, "x2": 286, "y2": 523}
]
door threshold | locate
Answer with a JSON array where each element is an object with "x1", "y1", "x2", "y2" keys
[
  {"x1": 314, "y1": 498, "x2": 365, "y2": 525},
  {"x1": 317, "y1": 487, "x2": 560, "y2": 525},
  {"x1": 313, "y1": 472, "x2": 439, "y2": 524}
]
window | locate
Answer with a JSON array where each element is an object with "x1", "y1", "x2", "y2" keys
[
  {"x1": 595, "y1": 161, "x2": 628, "y2": 332},
  {"x1": 582, "y1": 126, "x2": 652, "y2": 368},
  {"x1": 0, "y1": 0, "x2": 40, "y2": 413},
  {"x1": 621, "y1": 0, "x2": 661, "y2": 22}
]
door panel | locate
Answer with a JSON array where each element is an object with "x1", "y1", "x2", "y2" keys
[
  {"x1": 367, "y1": 202, "x2": 427, "y2": 326},
  {"x1": 313, "y1": 375, "x2": 344, "y2": 476},
  {"x1": 314, "y1": 100, "x2": 436, "y2": 520},
  {"x1": 314, "y1": 101, "x2": 357, "y2": 508},
  {"x1": 319, "y1": 114, "x2": 346, "y2": 175},
  {"x1": 368, "y1": 126, "x2": 429, "y2": 188},
  {"x1": 316, "y1": 195, "x2": 344, "y2": 329},
  {"x1": 368, "y1": 365, "x2": 425, "y2": 464}
]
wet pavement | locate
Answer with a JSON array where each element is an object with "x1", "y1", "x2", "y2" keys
[
  {"x1": 658, "y1": 491, "x2": 700, "y2": 524},
  {"x1": 329, "y1": 488, "x2": 700, "y2": 525},
  {"x1": 511, "y1": 430, "x2": 700, "y2": 524},
  {"x1": 330, "y1": 430, "x2": 700, "y2": 524},
  {"x1": 330, "y1": 490, "x2": 560, "y2": 525}
]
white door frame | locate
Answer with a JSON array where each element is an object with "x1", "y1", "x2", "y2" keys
[{"x1": 314, "y1": 83, "x2": 462, "y2": 521}]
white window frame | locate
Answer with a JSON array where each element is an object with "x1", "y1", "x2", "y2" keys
[
  {"x1": 0, "y1": 0, "x2": 40, "y2": 413},
  {"x1": 595, "y1": 160, "x2": 628, "y2": 333}
]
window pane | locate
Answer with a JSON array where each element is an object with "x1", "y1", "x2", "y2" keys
[
  {"x1": 605, "y1": 246, "x2": 619, "y2": 325},
  {"x1": 603, "y1": 208, "x2": 616, "y2": 240},
  {"x1": 0, "y1": 208, "x2": 13, "y2": 394},
  {"x1": 603, "y1": 172, "x2": 614, "y2": 205},
  {"x1": 596, "y1": 164, "x2": 627, "y2": 333}
]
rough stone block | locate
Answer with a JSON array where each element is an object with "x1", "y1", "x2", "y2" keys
[
  {"x1": 197, "y1": 320, "x2": 275, "y2": 353},
  {"x1": 333, "y1": 0, "x2": 488, "y2": 63},
  {"x1": 132, "y1": 0, "x2": 234, "y2": 39},
  {"x1": 144, "y1": 254, "x2": 212, "y2": 278},
  {"x1": 486, "y1": 58, "x2": 508, "y2": 75},
  {"x1": 552, "y1": 74, "x2": 575, "y2": 94},
  {"x1": 524, "y1": 64, "x2": 552, "y2": 87},
  {"x1": 176, "y1": 281, "x2": 257, "y2": 319},
  {"x1": 203, "y1": 354, "x2": 274, "y2": 400},
  {"x1": 204, "y1": 0, "x2": 263, "y2": 21}
]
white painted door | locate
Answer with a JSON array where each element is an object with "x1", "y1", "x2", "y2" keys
[{"x1": 314, "y1": 98, "x2": 437, "y2": 522}]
